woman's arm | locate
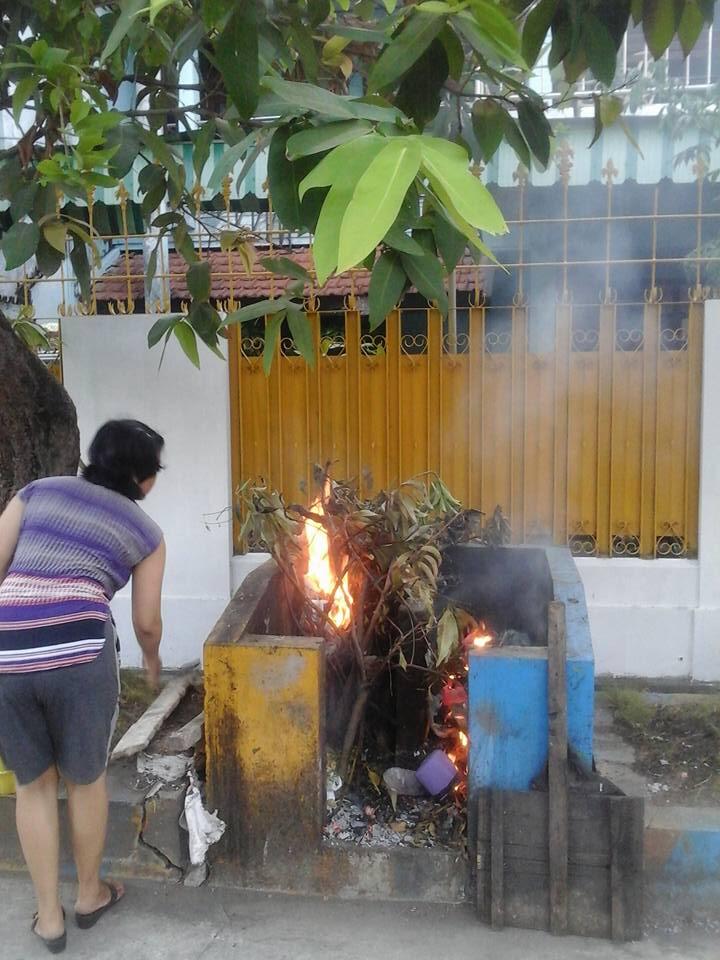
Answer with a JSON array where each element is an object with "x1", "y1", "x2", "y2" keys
[
  {"x1": 131, "y1": 539, "x2": 166, "y2": 686},
  {"x1": 0, "y1": 496, "x2": 25, "y2": 584}
]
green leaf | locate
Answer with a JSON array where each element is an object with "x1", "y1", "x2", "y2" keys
[
  {"x1": 259, "y1": 256, "x2": 311, "y2": 282},
  {"x1": 395, "y1": 36, "x2": 449, "y2": 129},
  {"x1": 472, "y1": 99, "x2": 506, "y2": 163},
  {"x1": 43, "y1": 221, "x2": 68, "y2": 254},
  {"x1": 174, "y1": 321, "x2": 200, "y2": 368},
  {"x1": 678, "y1": 1, "x2": 706, "y2": 57},
  {"x1": 225, "y1": 298, "x2": 293, "y2": 325},
  {"x1": 100, "y1": 0, "x2": 145, "y2": 62},
  {"x1": 262, "y1": 77, "x2": 401, "y2": 122},
  {"x1": 337, "y1": 138, "x2": 422, "y2": 274},
  {"x1": 436, "y1": 607, "x2": 459, "y2": 666},
  {"x1": 584, "y1": 15, "x2": 618, "y2": 87},
  {"x1": 263, "y1": 311, "x2": 284, "y2": 375},
  {"x1": 306, "y1": 137, "x2": 388, "y2": 284},
  {"x1": 106, "y1": 121, "x2": 141, "y2": 179},
  {"x1": 187, "y1": 260, "x2": 212, "y2": 301},
  {"x1": 148, "y1": 314, "x2": 181, "y2": 348},
  {"x1": 215, "y1": 4, "x2": 259, "y2": 119},
  {"x1": 145, "y1": 244, "x2": 158, "y2": 299},
  {"x1": 455, "y1": 10, "x2": 525, "y2": 69},
  {"x1": 368, "y1": 11, "x2": 446, "y2": 93},
  {"x1": 268, "y1": 125, "x2": 316, "y2": 231},
  {"x1": 642, "y1": 0, "x2": 679, "y2": 59},
  {"x1": 206, "y1": 132, "x2": 257, "y2": 195},
  {"x1": 599, "y1": 94, "x2": 624, "y2": 127},
  {"x1": 384, "y1": 224, "x2": 426, "y2": 256},
  {"x1": 139, "y1": 128, "x2": 184, "y2": 193},
  {"x1": 189, "y1": 301, "x2": 224, "y2": 358},
  {"x1": 35, "y1": 239, "x2": 64, "y2": 277},
  {"x1": 401, "y1": 250, "x2": 448, "y2": 314},
  {"x1": 12, "y1": 76, "x2": 36, "y2": 125},
  {"x1": 522, "y1": 0, "x2": 557, "y2": 66},
  {"x1": 291, "y1": 20, "x2": 320, "y2": 81},
  {"x1": 173, "y1": 222, "x2": 198, "y2": 264},
  {"x1": 432, "y1": 213, "x2": 467, "y2": 272},
  {"x1": 1, "y1": 221, "x2": 40, "y2": 270},
  {"x1": 150, "y1": 0, "x2": 178, "y2": 25},
  {"x1": 10, "y1": 181, "x2": 38, "y2": 221},
  {"x1": 286, "y1": 120, "x2": 373, "y2": 160},
  {"x1": 503, "y1": 114, "x2": 531, "y2": 170},
  {"x1": 419, "y1": 138, "x2": 507, "y2": 234},
  {"x1": 287, "y1": 306, "x2": 315, "y2": 366},
  {"x1": 192, "y1": 120, "x2": 216, "y2": 182},
  {"x1": 517, "y1": 99, "x2": 552, "y2": 168},
  {"x1": 439, "y1": 25, "x2": 464, "y2": 82},
  {"x1": 466, "y1": 1, "x2": 524, "y2": 65},
  {"x1": 13, "y1": 319, "x2": 50, "y2": 350},
  {"x1": 70, "y1": 237, "x2": 92, "y2": 303},
  {"x1": 368, "y1": 250, "x2": 406, "y2": 329},
  {"x1": 298, "y1": 135, "x2": 384, "y2": 199}
]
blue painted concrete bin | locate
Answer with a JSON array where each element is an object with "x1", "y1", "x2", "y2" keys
[{"x1": 464, "y1": 546, "x2": 594, "y2": 792}]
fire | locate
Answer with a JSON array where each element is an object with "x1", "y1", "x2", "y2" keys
[
  {"x1": 465, "y1": 622, "x2": 493, "y2": 649},
  {"x1": 458, "y1": 731, "x2": 468, "y2": 749},
  {"x1": 304, "y1": 489, "x2": 352, "y2": 630}
]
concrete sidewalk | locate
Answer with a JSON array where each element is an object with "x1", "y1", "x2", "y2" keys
[{"x1": 2, "y1": 873, "x2": 719, "y2": 960}]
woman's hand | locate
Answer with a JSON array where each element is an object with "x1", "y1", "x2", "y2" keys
[{"x1": 143, "y1": 651, "x2": 163, "y2": 690}]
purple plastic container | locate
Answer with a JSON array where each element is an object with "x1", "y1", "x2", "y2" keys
[{"x1": 415, "y1": 749, "x2": 458, "y2": 796}]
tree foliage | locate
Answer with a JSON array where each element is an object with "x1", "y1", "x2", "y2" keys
[{"x1": 0, "y1": 0, "x2": 715, "y2": 365}]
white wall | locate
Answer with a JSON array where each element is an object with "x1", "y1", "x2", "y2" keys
[{"x1": 61, "y1": 314, "x2": 233, "y2": 668}]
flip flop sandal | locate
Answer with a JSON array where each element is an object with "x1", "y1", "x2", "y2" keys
[
  {"x1": 75, "y1": 881, "x2": 124, "y2": 930},
  {"x1": 32, "y1": 909, "x2": 67, "y2": 954}
]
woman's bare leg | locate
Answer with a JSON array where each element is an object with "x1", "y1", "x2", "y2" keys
[
  {"x1": 65, "y1": 772, "x2": 124, "y2": 913},
  {"x1": 15, "y1": 765, "x2": 64, "y2": 938}
]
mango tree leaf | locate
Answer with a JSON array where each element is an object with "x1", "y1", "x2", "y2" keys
[
  {"x1": 522, "y1": 0, "x2": 557, "y2": 66},
  {"x1": 189, "y1": 301, "x2": 224, "y2": 359},
  {"x1": 262, "y1": 77, "x2": 400, "y2": 122},
  {"x1": 419, "y1": 138, "x2": 507, "y2": 234},
  {"x1": 287, "y1": 305, "x2": 316, "y2": 366},
  {"x1": 192, "y1": 119, "x2": 216, "y2": 181},
  {"x1": 292, "y1": 20, "x2": 320, "y2": 80},
  {"x1": 1, "y1": 221, "x2": 40, "y2": 270},
  {"x1": 384, "y1": 224, "x2": 426, "y2": 256},
  {"x1": 503, "y1": 114, "x2": 531, "y2": 169},
  {"x1": 401, "y1": 250, "x2": 448, "y2": 314},
  {"x1": 432, "y1": 212, "x2": 467, "y2": 272},
  {"x1": 35, "y1": 239, "x2": 64, "y2": 277},
  {"x1": 304, "y1": 138, "x2": 388, "y2": 284},
  {"x1": 259, "y1": 256, "x2": 310, "y2": 281},
  {"x1": 516, "y1": 99, "x2": 552, "y2": 168},
  {"x1": 439, "y1": 24, "x2": 464, "y2": 81},
  {"x1": 642, "y1": 0, "x2": 679, "y2": 59},
  {"x1": 369, "y1": 11, "x2": 446, "y2": 93},
  {"x1": 173, "y1": 222, "x2": 198, "y2": 264},
  {"x1": 215, "y1": 4, "x2": 259, "y2": 119},
  {"x1": 187, "y1": 260, "x2": 211, "y2": 301},
  {"x1": 174, "y1": 321, "x2": 200, "y2": 368},
  {"x1": 337, "y1": 138, "x2": 422, "y2": 274},
  {"x1": 224, "y1": 297, "x2": 293, "y2": 325},
  {"x1": 206, "y1": 132, "x2": 257, "y2": 195},
  {"x1": 148, "y1": 313, "x2": 181, "y2": 348},
  {"x1": 286, "y1": 119, "x2": 373, "y2": 159},
  {"x1": 467, "y1": 0, "x2": 524, "y2": 64},
  {"x1": 10, "y1": 181, "x2": 38, "y2": 221},
  {"x1": 12, "y1": 76, "x2": 36, "y2": 125},
  {"x1": 43, "y1": 221, "x2": 68, "y2": 254},
  {"x1": 107, "y1": 121, "x2": 142, "y2": 179},
  {"x1": 455, "y1": 10, "x2": 525, "y2": 68},
  {"x1": 13, "y1": 319, "x2": 50, "y2": 350},
  {"x1": 436, "y1": 608, "x2": 459, "y2": 665},
  {"x1": 395, "y1": 36, "x2": 449, "y2": 129},
  {"x1": 472, "y1": 99, "x2": 506, "y2": 163},
  {"x1": 268, "y1": 124, "x2": 330, "y2": 231},
  {"x1": 368, "y1": 250, "x2": 406, "y2": 329},
  {"x1": 678, "y1": 1, "x2": 706, "y2": 56},
  {"x1": 584, "y1": 15, "x2": 618, "y2": 87},
  {"x1": 100, "y1": 0, "x2": 145, "y2": 61},
  {"x1": 263, "y1": 311, "x2": 285, "y2": 375},
  {"x1": 70, "y1": 237, "x2": 92, "y2": 303}
]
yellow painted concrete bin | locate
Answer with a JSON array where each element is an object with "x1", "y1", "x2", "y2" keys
[{"x1": 0, "y1": 755, "x2": 16, "y2": 796}]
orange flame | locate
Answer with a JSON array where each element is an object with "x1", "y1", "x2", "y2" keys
[
  {"x1": 458, "y1": 731, "x2": 468, "y2": 749},
  {"x1": 304, "y1": 490, "x2": 352, "y2": 630},
  {"x1": 466, "y1": 627, "x2": 492, "y2": 649}
]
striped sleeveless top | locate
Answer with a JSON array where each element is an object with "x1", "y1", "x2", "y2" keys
[{"x1": 0, "y1": 476, "x2": 162, "y2": 673}]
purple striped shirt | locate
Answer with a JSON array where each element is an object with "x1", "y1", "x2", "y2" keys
[{"x1": 0, "y1": 477, "x2": 162, "y2": 673}]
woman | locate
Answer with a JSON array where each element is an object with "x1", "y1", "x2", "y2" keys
[{"x1": 0, "y1": 420, "x2": 166, "y2": 953}]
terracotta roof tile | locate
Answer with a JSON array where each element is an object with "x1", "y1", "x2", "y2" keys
[{"x1": 94, "y1": 247, "x2": 486, "y2": 306}]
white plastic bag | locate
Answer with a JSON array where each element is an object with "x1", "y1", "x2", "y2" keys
[{"x1": 184, "y1": 768, "x2": 226, "y2": 866}]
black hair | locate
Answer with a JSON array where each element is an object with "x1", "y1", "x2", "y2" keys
[{"x1": 83, "y1": 420, "x2": 164, "y2": 501}]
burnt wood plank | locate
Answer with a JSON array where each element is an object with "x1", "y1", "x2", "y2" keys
[
  {"x1": 491, "y1": 790, "x2": 505, "y2": 930},
  {"x1": 548, "y1": 600, "x2": 569, "y2": 935},
  {"x1": 610, "y1": 796, "x2": 645, "y2": 941}
]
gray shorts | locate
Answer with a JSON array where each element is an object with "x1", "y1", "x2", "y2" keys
[{"x1": 0, "y1": 621, "x2": 120, "y2": 786}]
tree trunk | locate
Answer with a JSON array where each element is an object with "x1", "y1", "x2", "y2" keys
[{"x1": 0, "y1": 310, "x2": 80, "y2": 510}]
